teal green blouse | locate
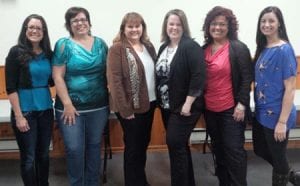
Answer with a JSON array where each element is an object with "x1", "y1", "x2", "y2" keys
[
  {"x1": 19, "y1": 53, "x2": 53, "y2": 111},
  {"x1": 52, "y1": 37, "x2": 108, "y2": 111}
]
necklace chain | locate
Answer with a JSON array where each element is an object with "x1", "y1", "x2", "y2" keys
[
  {"x1": 166, "y1": 46, "x2": 176, "y2": 59},
  {"x1": 167, "y1": 47, "x2": 175, "y2": 54}
]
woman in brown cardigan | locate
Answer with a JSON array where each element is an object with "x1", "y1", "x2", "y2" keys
[{"x1": 107, "y1": 12, "x2": 156, "y2": 186}]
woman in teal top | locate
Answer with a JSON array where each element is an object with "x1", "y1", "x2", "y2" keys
[
  {"x1": 5, "y1": 14, "x2": 54, "y2": 186},
  {"x1": 52, "y1": 36, "x2": 108, "y2": 111},
  {"x1": 52, "y1": 7, "x2": 109, "y2": 186}
]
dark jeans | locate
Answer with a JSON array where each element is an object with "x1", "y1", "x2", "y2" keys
[
  {"x1": 11, "y1": 109, "x2": 54, "y2": 186},
  {"x1": 252, "y1": 119, "x2": 290, "y2": 175},
  {"x1": 116, "y1": 101, "x2": 156, "y2": 186},
  {"x1": 204, "y1": 108, "x2": 247, "y2": 186},
  {"x1": 161, "y1": 109, "x2": 201, "y2": 186}
]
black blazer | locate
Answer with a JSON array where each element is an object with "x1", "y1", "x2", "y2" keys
[
  {"x1": 228, "y1": 40, "x2": 253, "y2": 107},
  {"x1": 203, "y1": 40, "x2": 253, "y2": 121},
  {"x1": 203, "y1": 40, "x2": 253, "y2": 107},
  {"x1": 157, "y1": 36, "x2": 206, "y2": 113}
]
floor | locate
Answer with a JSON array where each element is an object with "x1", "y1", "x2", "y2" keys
[{"x1": 0, "y1": 149, "x2": 299, "y2": 186}]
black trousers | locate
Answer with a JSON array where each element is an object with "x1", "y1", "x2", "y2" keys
[
  {"x1": 252, "y1": 119, "x2": 290, "y2": 175},
  {"x1": 204, "y1": 108, "x2": 247, "y2": 186},
  {"x1": 116, "y1": 101, "x2": 156, "y2": 186},
  {"x1": 161, "y1": 109, "x2": 201, "y2": 186}
]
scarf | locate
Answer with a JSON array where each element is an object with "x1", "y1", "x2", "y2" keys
[{"x1": 126, "y1": 48, "x2": 140, "y2": 109}]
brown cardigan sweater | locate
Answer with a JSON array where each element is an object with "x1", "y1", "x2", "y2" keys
[{"x1": 107, "y1": 40, "x2": 156, "y2": 118}]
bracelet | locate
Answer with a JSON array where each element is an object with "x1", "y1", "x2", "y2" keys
[
  {"x1": 278, "y1": 120, "x2": 287, "y2": 125},
  {"x1": 236, "y1": 103, "x2": 245, "y2": 111},
  {"x1": 15, "y1": 115, "x2": 25, "y2": 120}
]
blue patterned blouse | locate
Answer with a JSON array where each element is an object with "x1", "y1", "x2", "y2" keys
[{"x1": 254, "y1": 43, "x2": 297, "y2": 129}]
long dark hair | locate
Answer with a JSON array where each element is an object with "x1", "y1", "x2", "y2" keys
[
  {"x1": 253, "y1": 6, "x2": 289, "y2": 62},
  {"x1": 202, "y1": 6, "x2": 238, "y2": 45},
  {"x1": 17, "y1": 14, "x2": 52, "y2": 62}
]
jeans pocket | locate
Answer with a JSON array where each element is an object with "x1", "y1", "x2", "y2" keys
[
  {"x1": 22, "y1": 111, "x2": 32, "y2": 117},
  {"x1": 21, "y1": 111, "x2": 35, "y2": 121}
]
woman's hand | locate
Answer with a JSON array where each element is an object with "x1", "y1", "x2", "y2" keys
[
  {"x1": 16, "y1": 116, "x2": 30, "y2": 132},
  {"x1": 62, "y1": 104, "x2": 80, "y2": 125},
  {"x1": 7, "y1": 93, "x2": 30, "y2": 132},
  {"x1": 233, "y1": 102, "x2": 245, "y2": 122},
  {"x1": 53, "y1": 65, "x2": 79, "y2": 125},
  {"x1": 274, "y1": 122, "x2": 287, "y2": 142},
  {"x1": 274, "y1": 76, "x2": 295, "y2": 142},
  {"x1": 125, "y1": 114, "x2": 135, "y2": 120},
  {"x1": 181, "y1": 102, "x2": 192, "y2": 116}
]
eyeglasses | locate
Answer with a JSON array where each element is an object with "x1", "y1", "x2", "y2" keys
[
  {"x1": 210, "y1": 22, "x2": 228, "y2": 28},
  {"x1": 26, "y1": 26, "x2": 43, "y2": 32},
  {"x1": 71, "y1": 18, "x2": 88, "y2": 25}
]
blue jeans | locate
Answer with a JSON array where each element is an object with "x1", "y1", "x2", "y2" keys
[
  {"x1": 56, "y1": 107, "x2": 109, "y2": 186},
  {"x1": 204, "y1": 108, "x2": 247, "y2": 186},
  {"x1": 11, "y1": 109, "x2": 54, "y2": 186}
]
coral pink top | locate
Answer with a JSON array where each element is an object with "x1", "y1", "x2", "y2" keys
[{"x1": 204, "y1": 42, "x2": 235, "y2": 112}]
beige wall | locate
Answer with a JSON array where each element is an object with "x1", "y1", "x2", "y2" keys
[{"x1": 0, "y1": 0, "x2": 299, "y2": 65}]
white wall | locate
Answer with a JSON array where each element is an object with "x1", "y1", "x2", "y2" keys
[{"x1": 0, "y1": 0, "x2": 299, "y2": 65}]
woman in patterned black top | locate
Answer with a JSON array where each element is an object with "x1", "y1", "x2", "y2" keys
[{"x1": 156, "y1": 9, "x2": 205, "y2": 186}]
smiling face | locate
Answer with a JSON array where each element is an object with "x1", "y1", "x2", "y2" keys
[
  {"x1": 209, "y1": 15, "x2": 228, "y2": 42},
  {"x1": 260, "y1": 12, "x2": 280, "y2": 38},
  {"x1": 70, "y1": 12, "x2": 90, "y2": 37},
  {"x1": 166, "y1": 14, "x2": 183, "y2": 43},
  {"x1": 26, "y1": 18, "x2": 44, "y2": 45},
  {"x1": 124, "y1": 21, "x2": 143, "y2": 43}
]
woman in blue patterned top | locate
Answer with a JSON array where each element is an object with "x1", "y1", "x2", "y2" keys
[
  {"x1": 5, "y1": 14, "x2": 54, "y2": 186},
  {"x1": 253, "y1": 6, "x2": 300, "y2": 186},
  {"x1": 52, "y1": 7, "x2": 109, "y2": 186}
]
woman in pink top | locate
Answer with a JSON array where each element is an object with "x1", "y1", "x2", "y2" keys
[{"x1": 202, "y1": 6, "x2": 253, "y2": 186}]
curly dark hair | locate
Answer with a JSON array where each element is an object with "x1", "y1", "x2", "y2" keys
[{"x1": 202, "y1": 6, "x2": 238, "y2": 45}]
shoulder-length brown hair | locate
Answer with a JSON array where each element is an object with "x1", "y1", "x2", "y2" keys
[
  {"x1": 113, "y1": 12, "x2": 151, "y2": 46},
  {"x1": 160, "y1": 9, "x2": 191, "y2": 43}
]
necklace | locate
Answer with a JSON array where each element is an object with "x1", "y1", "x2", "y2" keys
[
  {"x1": 167, "y1": 46, "x2": 175, "y2": 54},
  {"x1": 166, "y1": 46, "x2": 176, "y2": 59},
  {"x1": 33, "y1": 47, "x2": 42, "y2": 55}
]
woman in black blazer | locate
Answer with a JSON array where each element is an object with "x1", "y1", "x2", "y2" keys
[
  {"x1": 155, "y1": 9, "x2": 206, "y2": 186},
  {"x1": 202, "y1": 6, "x2": 253, "y2": 186}
]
